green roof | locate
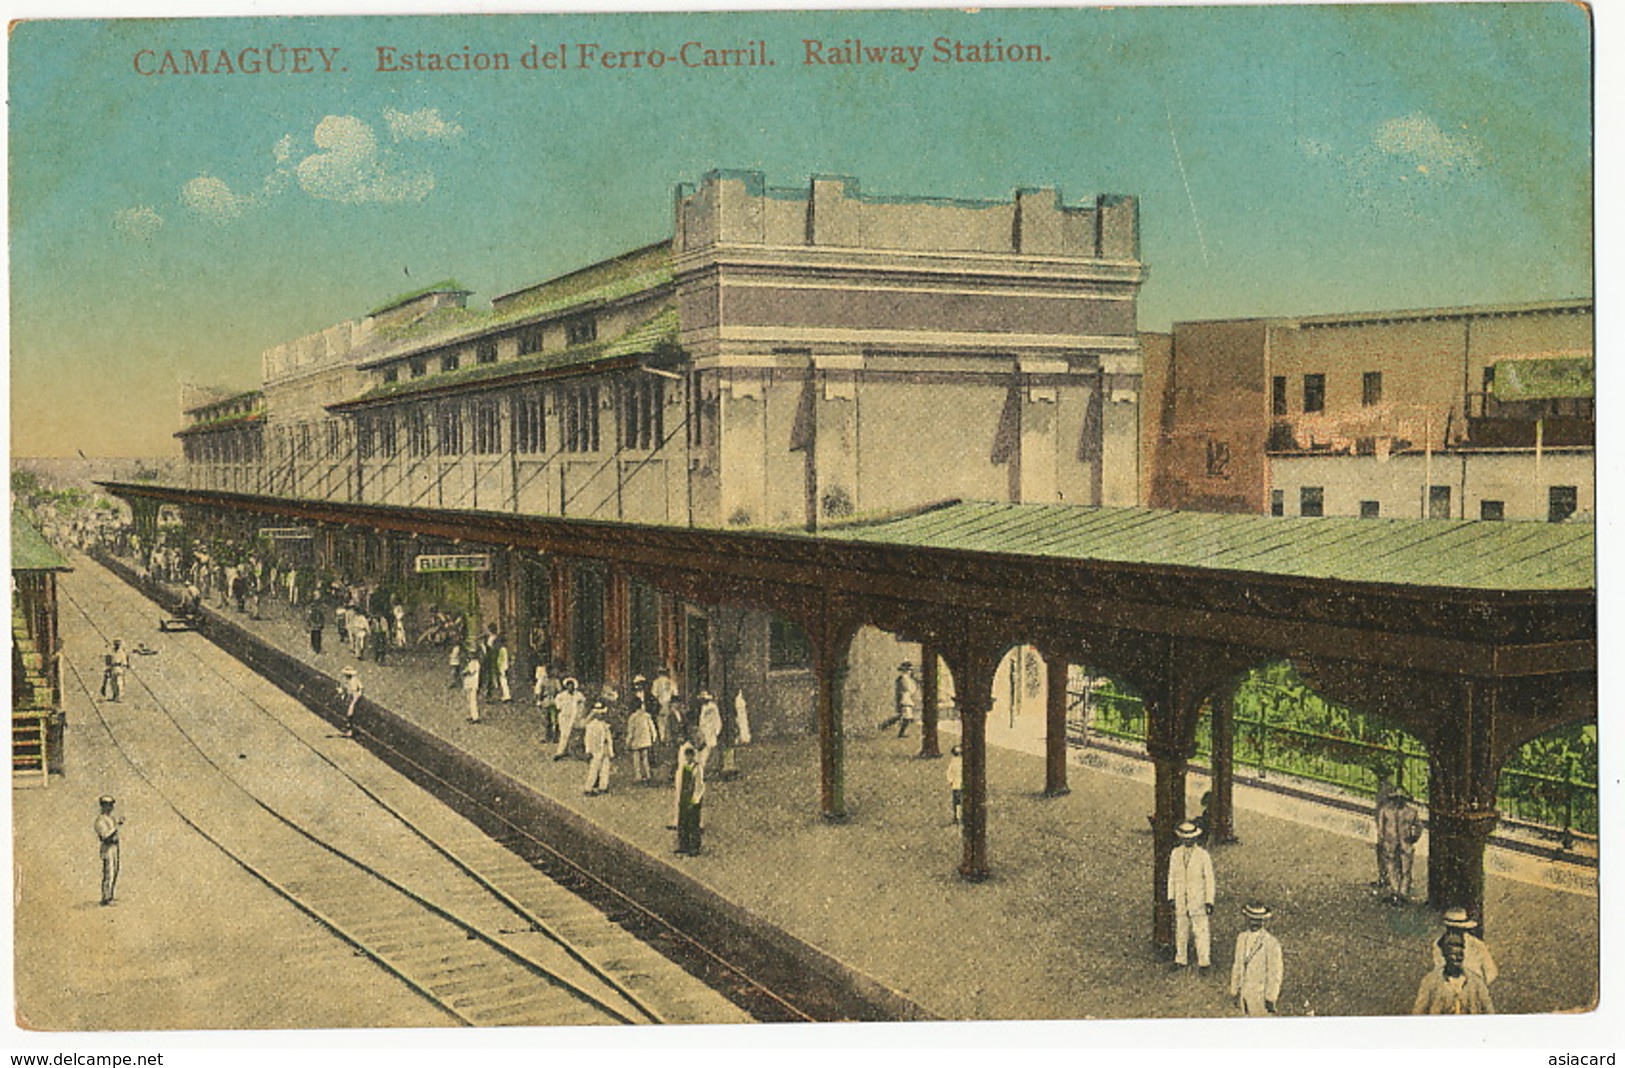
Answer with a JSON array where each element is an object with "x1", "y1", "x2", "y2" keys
[
  {"x1": 367, "y1": 279, "x2": 469, "y2": 318},
  {"x1": 362, "y1": 243, "x2": 672, "y2": 358},
  {"x1": 11, "y1": 509, "x2": 70, "y2": 572},
  {"x1": 344, "y1": 306, "x2": 680, "y2": 406},
  {"x1": 818, "y1": 501, "x2": 1594, "y2": 592}
]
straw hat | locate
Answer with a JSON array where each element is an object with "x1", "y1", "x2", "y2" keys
[{"x1": 1175, "y1": 820, "x2": 1202, "y2": 840}]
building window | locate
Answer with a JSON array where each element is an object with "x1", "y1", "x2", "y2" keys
[
  {"x1": 442, "y1": 352, "x2": 461, "y2": 374},
  {"x1": 1272, "y1": 376, "x2": 1287, "y2": 416},
  {"x1": 356, "y1": 418, "x2": 375, "y2": 461},
  {"x1": 518, "y1": 326, "x2": 543, "y2": 356},
  {"x1": 1362, "y1": 371, "x2": 1384, "y2": 407},
  {"x1": 619, "y1": 376, "x2": 665, "y2": 451},
  {"x1": 1204, "y1": 439, "x2": 1231, "y2": 480},
  {"x1": 326, "y1": 421, "x2": 341, "y2": 457},
  {"x1": 1548, "y1": 486, "x2": 1578, "y2": 523},
  {"x1": 1480, "y1": 500, "x2": 1505, "y2": 521},
  {"x1": 471, "y1": 400, "x2": 502, "y2": 454},
  {"x1": 377, "y1": 414, "x2": 397, "y2": 457},
  {"x1": 476, "y1": 340, "x2": 497, "y2": 365},
  {"x1": 1428, "y1": 484, "x2": 1452, "y2": 520},
  {"x1": 410, "y1": 361, "x2": 426, "y2": 379},
  {"x1": 513, "y1": 392, "x2": 545, "y2": 454},
  {"x1": 769, "y1": 618, "x2": 813, "y2": 669},
  {"x1": 562, "y1": 385, "x2": 600, "y2": 453},
  {"x1": 1359, "y1": 500, "x2": 1380, "y2": 518},
  {"x1": 406, "y1": 408, "x2": 430, "y2": 457},
  {"x1": 1299, "y1": 486, "x2": 1324, "y2": 517},
  {"x1": 438, "y1": 403, "x2": 464, "y2": 455},
  {"x1": 1270, "y1": 489, "x2": 1284, "y2": 516},
  {"x1": 566, "y1": 316, "x2": 598, "y2": 347},
  {"x1": 383, "y1": 368, "x2": 399, "y2": 385},
  {"x1": 1303, "y1": 374, "x2": 1325, "y2": 414}
]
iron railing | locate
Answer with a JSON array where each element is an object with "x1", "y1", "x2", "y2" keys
[{"x1": 1070, "y1": 676, "x2": 1597, "y2": 842}]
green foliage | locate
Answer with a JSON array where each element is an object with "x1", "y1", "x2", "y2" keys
[{"x1": 1075, "y1": 659, "x2": 1596, "y2": 835}]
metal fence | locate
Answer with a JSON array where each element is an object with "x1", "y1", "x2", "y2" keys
[{"x1": 1071, "y1": 669, "x2": 1597, "y2": 842}]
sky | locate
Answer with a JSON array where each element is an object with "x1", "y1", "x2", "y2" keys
[{"x1": 7, "y1": 2, "x2": 1594, "y2": 457}]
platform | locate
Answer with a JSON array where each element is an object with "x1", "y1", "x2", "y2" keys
[{"x1": 89, "y1": 553, "x2": 1601, "y2": 1022}]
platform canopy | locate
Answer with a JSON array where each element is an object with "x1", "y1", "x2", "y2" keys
[
  {"x1": 816, "y1": 500, "x2": 1595, "y2": 593},
  {"x1": 12, "y1": 508, "x2": 70, "y2": 573}
]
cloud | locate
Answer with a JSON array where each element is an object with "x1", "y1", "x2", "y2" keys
[
  {"x1": 383, "y1": 107, "x2": 463, "y2": 142},
  {"x1": 1371, "y1": 113, "x2": 1481, "y2": 173},
  {"x1": 112, "y1": 205, "x2": 163, "y2": 240},
  {"x1": 180, "y1": 175, "x2": 255, "y2": 223},
  {"x1": 295, "y1": 114, "x2": 435, "y2": 204}
]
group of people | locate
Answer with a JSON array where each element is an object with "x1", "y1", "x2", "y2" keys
[
  {"x1": 448, "y1": 624, "x2": 514, "y2": 718},
  {"x1": 529, "y1": 666, "x2": 749, "y2": 856},
  {"x1": 1164, "y1": 804, "x2": 1500, "y2": 1016}
]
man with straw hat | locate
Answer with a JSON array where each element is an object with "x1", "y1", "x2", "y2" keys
[
  {"x1": 1167, "y1": 819, "x2": 1216, "y2": 974},
  {"x1": 338, "y1": 666, "x2": 362, "y2": 738},
  {"x1": 1230, "y1": 902, "x2": 1283, "y2": 1015},
  {"x1": 583, "y1": 702, "x2": 615, "y2": 795},
  {"x1": 1430, "y1": 907, "x2": 1498, "y2": 987}
]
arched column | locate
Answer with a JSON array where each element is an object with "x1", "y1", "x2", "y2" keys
[
  {"x1": 1043, "y1": 650, "x2": 1071, "y2": 797},
  {"x1": 1208, "y1": 689, "x2": 1239, "y2": 844},
  {"x1": 918, "y1": 645, "x2": 942, "y2": 759},
  {"x1": 1425, "y1": 678, "x2": 1502, "y2": 933},
  {"x1": 938, "y1": 631, "x2": 1008, "y2": 882},
  {"x1": 808, "y1": 601, "x2": 861, "y2": 823},
  {"x1": 1139, "y1": 638, "x2": 1259, "y2": 951}
]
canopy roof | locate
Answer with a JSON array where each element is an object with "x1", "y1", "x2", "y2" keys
[
  {"x1": 818, "y1": 501, "x2": 1595, "y2": 593},
  {"x1": 11, "y1": 508, "x2": 70, "y2": 572}
]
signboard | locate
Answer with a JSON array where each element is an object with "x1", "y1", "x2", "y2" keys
[
  {"x1": 415, "y1": 553, "x2": 491, "y2": 574},
  {"x1": 258, "y1": 527, "x2": 314, "y2": 540}
]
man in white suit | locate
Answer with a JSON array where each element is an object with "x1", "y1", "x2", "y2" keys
[
  {"x1": 1230, "y1": 902, "x2": 1283, "y2": 1015},
  {"x1": 1167, "y1": 819, "x2": 1216, "y2": 974}
]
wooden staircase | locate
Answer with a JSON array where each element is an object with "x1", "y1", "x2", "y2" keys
[{"x1": 12, "y1": 604, "x2": 51, "y2": 785}]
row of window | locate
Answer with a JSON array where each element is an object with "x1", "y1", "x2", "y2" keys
[
  {"x1": 354, "y1": 380, "x2": 663, "y2": 460},
  {"x1": 1272, "y1": 484, "x2": 1580, "y2": 522},
  {"x1": 1272, "y1": 371, "x2": 1383, "y2": 416},
  {"x1": 378, "y1": 316, "x2": 598, "y2": 385},
  {"x1": 183, "y1": 433, "x2": 263, "y2": 464}
]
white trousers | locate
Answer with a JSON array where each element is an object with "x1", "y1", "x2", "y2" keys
[{"x1": 1174, "y1": 909, "x2": 1211, "y2": 966}]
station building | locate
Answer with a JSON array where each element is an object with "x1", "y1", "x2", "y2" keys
[
  {"x1": 173, "y1": 169, "x2": 1146, "y2": 738},
  {"x1": 1143, "y1": 299, "x2": 1594, "y2": 522}
]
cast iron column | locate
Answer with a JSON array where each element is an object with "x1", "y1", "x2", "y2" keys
[
  {"x1": 812, "y1": 628, "x2": 854, "y2": 823},
  {"x1": 1425, "y1": 678, "x2": 1502, "y2": 934},
  {"x1": 1044, "y1": 652, "x2": 1071, "y2": 796},
  {"x1": 919, "y1": 646, "x2": 942, "y2": 759},
  {"x1": 1147, "y1": 737, "x2": 1189, "y2": 950},
  {"x1": 959, "y1": 687, "x2": 992, "y2": 880},
  {"x1": 1209, "y1": 690, "x2": 1238, "y2": 844}
]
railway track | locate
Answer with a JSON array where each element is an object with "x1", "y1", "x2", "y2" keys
[{"x1": 58, "y1": 556, "x2": 768, "y2": 1028}]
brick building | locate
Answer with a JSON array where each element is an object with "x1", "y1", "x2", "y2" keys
[{"x1": 1145, "y1": 299, "x2": 1593, "y2": 522}]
